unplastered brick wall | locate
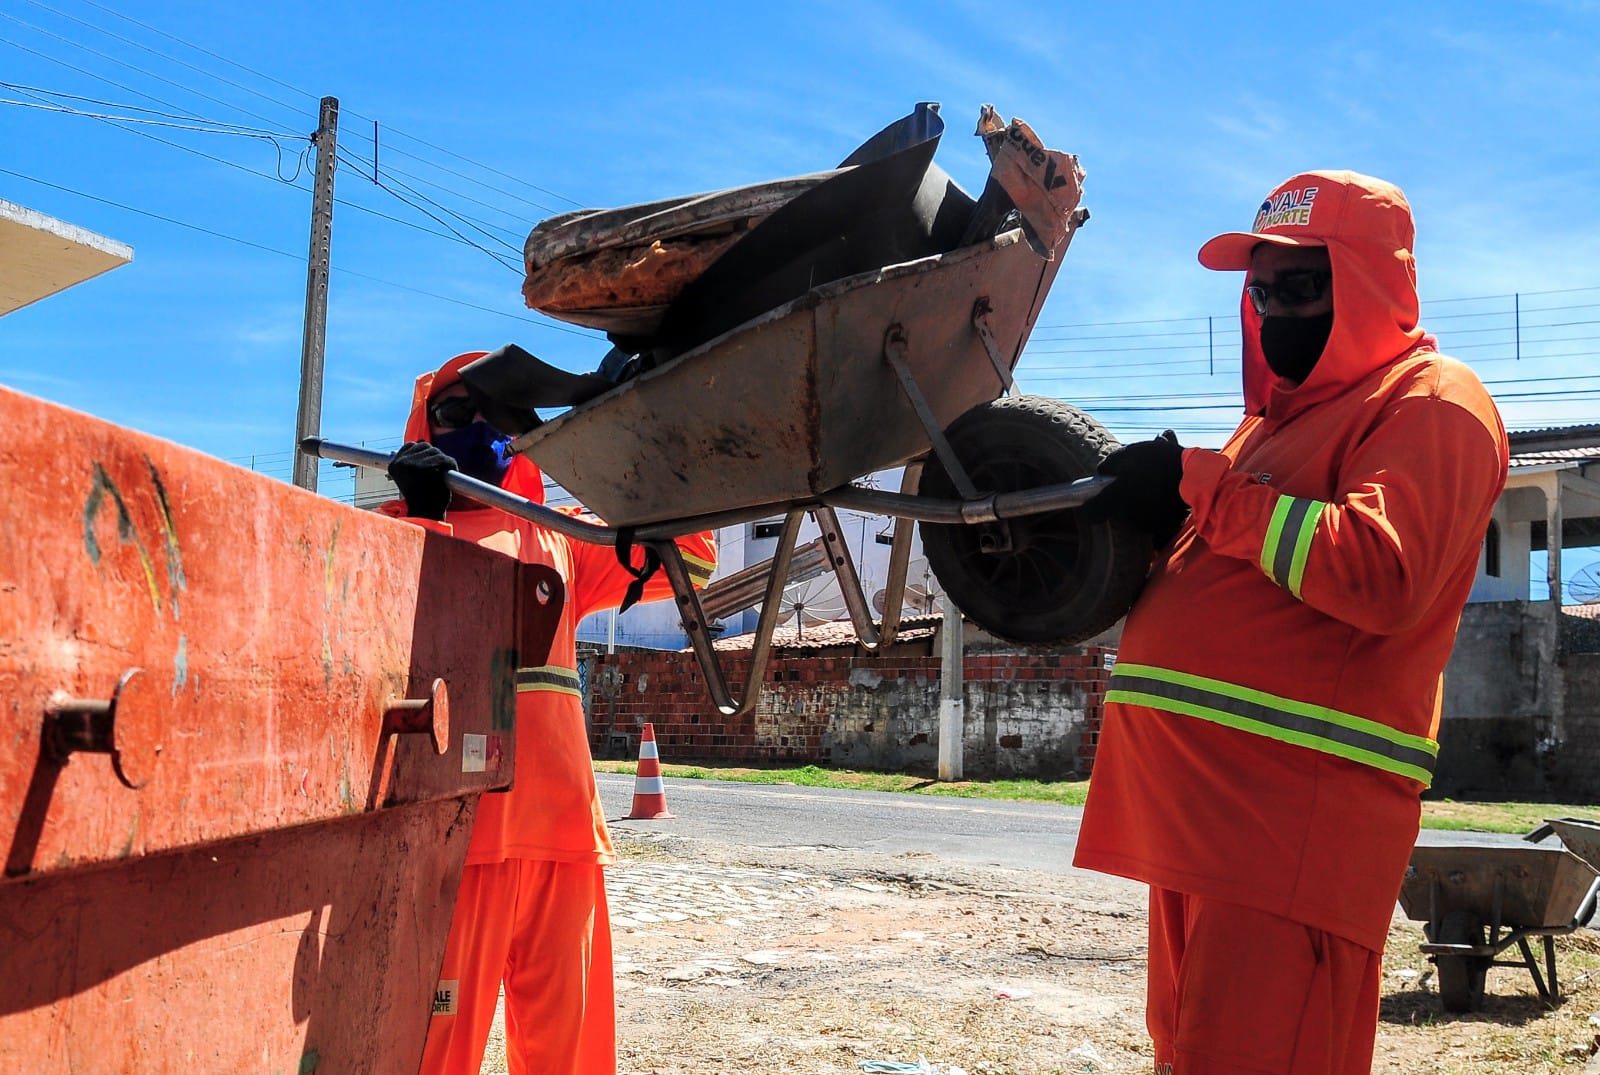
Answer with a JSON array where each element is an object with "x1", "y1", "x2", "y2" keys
[{"x1": 585, "y1": 645, "x2": 1117, "y2": 779}]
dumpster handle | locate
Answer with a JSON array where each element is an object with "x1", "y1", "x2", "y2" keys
[
  {"x1": 45, "y1": 667, "x2": 160, "y2": 790},
  {"x1": 382, "y1": 678, "x2": 451, "y2": 756}
]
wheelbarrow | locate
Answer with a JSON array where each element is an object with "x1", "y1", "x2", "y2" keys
[
  {"x1": 1396, "y1": 830, "x2": 1600, "y2": 1012},
  {"x1": 307, "y1": 103, "x2": 1151, "y2": 716}
]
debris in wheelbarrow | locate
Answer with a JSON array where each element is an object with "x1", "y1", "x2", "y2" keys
[
  {"x1": 521, "y1": 102, "x2": 1035, "y2": 367},
  {"x1": 308, "y1": 102, "x2": 1146, "y2": 713},
  {"x1": 1397, "y1": 829, "x2": 1600, "y2": 1012}
]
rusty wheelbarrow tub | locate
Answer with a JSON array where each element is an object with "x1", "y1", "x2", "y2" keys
[
  {"x1": 311, "y1": 102, "x2": 1151, "y2": 717},
  {"x1": 1397, "y1": 832, "x2": 1600, "y2": 1013},
  {"x1": 0, "y1": 386, "x2": 566, "y2": 1072}
]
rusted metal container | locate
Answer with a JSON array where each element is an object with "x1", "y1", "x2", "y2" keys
[
  {"x1": 519, "y1": 226, "x2": 1066, "y2": 528},
  {"x1": 1399, "y1": 844, "x2": 1597, "y2": 932},
  {"x1": 0, "y1": 385, "x2": 549, "y2": 1073},
  {"x1": 1397, "y1": 840, "x2": 1600, "y2": 1010}
]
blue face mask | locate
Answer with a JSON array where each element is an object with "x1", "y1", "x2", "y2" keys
[{"x1": 432, "y1": 421, "x2": 516, "y2": 486}]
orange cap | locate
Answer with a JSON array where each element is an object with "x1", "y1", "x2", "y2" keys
[{"x1": 1197, "y1": 170, "x2": 1414, "y2": 271}]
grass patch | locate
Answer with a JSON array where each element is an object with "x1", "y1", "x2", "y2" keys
[
  {"x1": 1415, "y1": 798, "x2": 1598, "y2": 835},
  {"x1": 595, "y1": 760, "x2": 1596, "y2": 830}
]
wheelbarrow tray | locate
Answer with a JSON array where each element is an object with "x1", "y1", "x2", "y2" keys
[
  {"x1": 513, "y1": 225, "x2": 1058, "y2": 527},
  {"x1": 1398, "y1": 843, "x2": 1599, "y2": 931},
  {"x1": 1548, "y1": 817, "x2": 1600, "y2": 871}
]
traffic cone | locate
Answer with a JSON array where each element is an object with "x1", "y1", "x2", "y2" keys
[{"x1": 626, "y1": 723, "x2": 674, "y2": 819}]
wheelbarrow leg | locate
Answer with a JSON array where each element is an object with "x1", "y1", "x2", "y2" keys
[
  {"x1": 871, "y1": 464, "x2": 922, "y2": 650},
  {"x1": 653, "y1": 540, "x2": 738, "y2": 715},
  {"x1": 736, "y1": 510, "x2": 808, "y2": 714},
  {"x1": 655, "y1": 510, "x2": 810, "y2": 718},
  {"x1": 810, "y1": 506, "x2": 879, "y2": 649},
  {"x1": 1514, "y1": 935, "x2": 1561, "y2": 1001},
  {"x1": 1545, "y1": 935, "x2": 1560, "y2": 1001}
]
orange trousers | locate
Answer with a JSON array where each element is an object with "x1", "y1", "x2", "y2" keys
[
  {"x1": 419, "y1": 859, "x2": 615, "y2": 1075},
  {"x1": 1146, "y1": 887, "x2": 1382, "y2": 1075}
]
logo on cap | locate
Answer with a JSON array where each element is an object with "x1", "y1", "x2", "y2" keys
[{"x1": 1253, "y1": 186, "x2": 1319, "y2": 231}]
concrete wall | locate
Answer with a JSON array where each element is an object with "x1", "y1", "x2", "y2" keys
[
  {"x1": 584, "y1": 645, "x2": 1115, "y2": 779},
  {"x1": 583, "y1": 601, "x2": 1597, "y2": 800},
  {"x1": 1467, "y1": 507, "x2": 1532, "y2": 603},
  {"x1": 1436, "y1": 601, "x2": 1599, "y2": 801},
  {"x1": 1551, "y1": 653, "x2": 1600, "y2": 800}
]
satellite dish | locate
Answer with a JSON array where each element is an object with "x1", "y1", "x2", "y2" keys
[
  {"x1": 870, "y1": 556, "x2": 944, "y2": 616},
  {"x1": 871, "y1": 584, "x2": 943, "y2": 616},
  {"x1": 778, "y1": 575, "x2": 849, "y2": 634},
  {"x1": 1570, "y1": 563, "x2": 1600, "y2": 604}
]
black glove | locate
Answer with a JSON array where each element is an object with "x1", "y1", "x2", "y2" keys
[
  {"x1": 1084, "y1": 430, "x2": 1189, "y2": 546},
  {"x1": 387, "y1": 440, "x2": 456, "y2": 521}
]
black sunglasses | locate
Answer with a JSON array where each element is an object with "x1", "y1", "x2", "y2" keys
[
  {"x1": 1247, "y1": 269, "x2": 1332, "y2": 317},
  {"x1": 427, "y1": 394, "x2": 480, "y2": 430}
]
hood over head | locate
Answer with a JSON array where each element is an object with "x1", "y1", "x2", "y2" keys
[
  {"x1": 1198, "y1": 170, "x2": 1432, "y2": 417},
  {"x1": 403, "y1": 351, "x2": 545, "y2": 505}
]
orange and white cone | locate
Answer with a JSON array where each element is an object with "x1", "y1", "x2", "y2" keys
[{"x1": 626, "y1": 723, "x2": 674, "y2": 819}]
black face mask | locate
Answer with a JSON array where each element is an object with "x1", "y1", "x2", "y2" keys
[{"x1": 1259, "y1": 312, "x2": 1333, "y2": 384}]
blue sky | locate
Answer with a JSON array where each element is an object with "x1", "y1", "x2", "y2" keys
[{"x1": 2, "y1": 0, "x2": 1598, "y2": 598}]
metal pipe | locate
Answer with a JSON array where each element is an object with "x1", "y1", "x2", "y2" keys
[
  {"x1": 302, "y1": 438, "x2": 808, "y2": 541},
  {"x1": 822, "y1": 474, "x2": 1112, "y2": 524},
  {"x1": 305, "y1": 438, "x2": 1112, "y2": 537}
]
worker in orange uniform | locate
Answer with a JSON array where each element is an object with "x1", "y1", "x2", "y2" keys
[
  {"x1": 380, "y1": 351, "x2": 716, "y2": 1075},
  {"x1": 1074, "y1": 172, "x2": 1508, "y2": 1075}
]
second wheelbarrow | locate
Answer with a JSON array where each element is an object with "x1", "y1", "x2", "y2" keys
[{"x1": 1397, "y1": 833, "x2": 1600, "y2": 1012}]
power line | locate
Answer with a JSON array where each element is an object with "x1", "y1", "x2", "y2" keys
[
  {"x1": 0, "y1": 165, "x2": 605, "y2": 337},
  {"x1": 0, "y1": 9, "x2": 294, "y2": 133},
  {"x1": 38, "y1": 0, "x2": 315, "y2": 111},
  {"x1": 7, "y1": 4, "x2": 580, "y2": 219},
  {"x1": 336, "y1": 148, "x2": 523, "y2": 266},
  {"x1": 90, "y1": 0, "x2": 583, "y2": 210}
]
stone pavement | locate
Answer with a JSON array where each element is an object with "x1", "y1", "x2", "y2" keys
[{"x1": 608, "y1": 858, "x2": 844, "y2": 983}]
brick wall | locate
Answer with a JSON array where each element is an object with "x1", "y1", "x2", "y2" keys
[{"x1": 584, "y1": 644, "x2": 1117, "y2": 779}]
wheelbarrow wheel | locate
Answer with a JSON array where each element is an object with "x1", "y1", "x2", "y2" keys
[
  {"x1": 1434, "y1": 909, "x2": 1490, "y2": 1013},
  {"x1": 917, "y1": 396, "x2": 1152, "y2": 645}
]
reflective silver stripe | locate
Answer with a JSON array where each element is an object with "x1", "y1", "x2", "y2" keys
[
  {"x1": 1106, "y1": 662, "x2": 1437, "y2": 785},
  {"x1": 516, "y1": 665, "x2": 581, "y2": 695},
  {"x1": 1260, "y1": 494, "x2": 1325, "y2": 599}
]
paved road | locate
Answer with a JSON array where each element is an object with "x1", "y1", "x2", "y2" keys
[
  {"x1": 599, "y1": 771, "x2": 1097, "y2": 875},
  {"x1": 597, "y1": 772, "x2": 1525, "y2": 877}
]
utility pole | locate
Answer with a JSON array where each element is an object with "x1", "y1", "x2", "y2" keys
[
  {"x1": 292, "y1": 96, "x2": 340, "y2": 491},
  {"x1": 937, "y1": 594, "x2": 964, "y2": 781}
]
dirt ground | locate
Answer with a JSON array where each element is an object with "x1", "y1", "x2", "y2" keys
[{"x1": 482, "y1": 831, "x2": 1600, "y2": 1074}]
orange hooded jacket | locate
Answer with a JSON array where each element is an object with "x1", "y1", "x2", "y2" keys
[
  {"x1": 381, "y1": 352, "x2": 716, "y2": 865},
  {"x1": 1073, "y1": 173, "x2": 1509, "y2": 950}
]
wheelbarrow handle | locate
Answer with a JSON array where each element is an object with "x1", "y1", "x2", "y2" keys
[{"x1": 301, "y1": 438, "x2": 794, "y2": 544}]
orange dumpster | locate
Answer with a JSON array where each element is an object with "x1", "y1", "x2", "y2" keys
[{"x1": 0, "y1": 385, "x2": 557, "y2": 1072}]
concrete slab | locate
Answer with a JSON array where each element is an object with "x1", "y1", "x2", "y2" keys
[{"x1": 0, "y1": 198, "x2": 132, "y2": 316}]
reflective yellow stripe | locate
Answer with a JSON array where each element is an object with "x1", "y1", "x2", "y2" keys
[
  {"x1": 515, "y1": 664, "x2": 581, "y2": 696},
  {"x1": 679, "y1": 548, "x2": 715, "y2": 585},
  {"x1": 1260, "y1": 494, "x2": 1325, "y2": 599},
  {"x1": 1106, "y1": 662, "x2": 1438, "y2": 785}
]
